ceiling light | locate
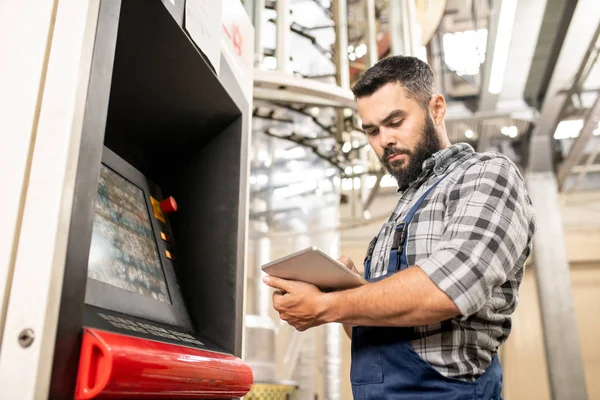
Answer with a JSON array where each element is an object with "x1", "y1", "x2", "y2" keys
[
  {"x1": 262, "y1": 56, "x2": 277, "y2": 71},
  {"x1": 553, "y1": 119, "x2": 584, "y2": 140},
  {"x1": 488, "y1": 0, "x2": 518, "y2": 94},
  {"x1": 465, "y1": 129, "x2": 474, "y2": 138},
  {"x1": 342, "y1": 142, "x2": 352, "y2": 153},
  {"x1": 352, "y1": 165, "x2": 364, "y2": 174},
  {"x1": 355, "y1": 44, "x2": 367, "y2": 58}
]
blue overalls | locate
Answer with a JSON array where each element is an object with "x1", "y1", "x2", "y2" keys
[{"x1": 351, "y1": 177, "x2": 503, "y2": 400}]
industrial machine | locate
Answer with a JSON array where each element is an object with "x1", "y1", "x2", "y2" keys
[{"x1": 0, "y1": 1, "x2": 253, "y2": 399}]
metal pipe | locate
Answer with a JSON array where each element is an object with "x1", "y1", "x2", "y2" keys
[
  {"x1": 332, "y1": 0, "x2": 349, "y2": 147},
  {"x1": 324, "y1": 324, "x2": 342, "y2": 400},
  {"x1": 253, "y1": 236, "x2": 272, "y2": 317},
  {"x1": 366, "y1": 0, "x2": 378, "y2": 68},
  {"x1": 332, "y1": 0, "x2": 349, "y2": 89},
  {"x1": 389, "y1": 0, "x2": 403, "y2": 56},
  {"x1": 404, "y1": 0, "x2": 421, "y2": 56},
  {"x1": 253, "y1": 0, "x2": 265, "y2": 66},
  {"x1": 275, "y1": 0, "x2": 290, "y2": 71}
]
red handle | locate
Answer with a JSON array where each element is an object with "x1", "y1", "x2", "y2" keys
[
  {"x1": 75, "y1": 330, "x2": 113, "y2": 400},
  {"x1": 74, "y1": 328, "x2": 253, "y2": 399}
]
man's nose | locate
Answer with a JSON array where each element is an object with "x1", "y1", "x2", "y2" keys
[{"x1": 379, "y1": 127, "x2": 397, "y2": 148}]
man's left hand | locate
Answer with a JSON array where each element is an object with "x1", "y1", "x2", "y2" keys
[{"x1": 263, "y1": 276, "x2": 329, "y2": 331}]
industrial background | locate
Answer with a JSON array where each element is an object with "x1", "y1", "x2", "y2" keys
[
  {"x1": 244, "y1": 0, "x2": 600, "y2": 399},
  {"x1": 1, "y1": 0, "x2": 599, "y2": 399}
]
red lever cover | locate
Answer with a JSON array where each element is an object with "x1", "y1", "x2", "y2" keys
[
  {"x1": 160, "y1": 196, "x2": 178, "y2": 214},
  {"x1": 75, "y1": 328, "x2": 253, "y2": 399}
]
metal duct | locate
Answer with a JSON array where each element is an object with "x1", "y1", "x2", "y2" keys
[
  {"x1": 319, "y1": 196, "x2": 343, "y2": 400},
  {"x1": 294, "y1": 328, "x2": 318, "y2": 400},
  {"x1": 291, "y1": 234, "x2": 318, "y2": 400},
  {"x1": 244, "y1": 232, "x2": 278, "y2": 383},
  {"x1": 254, "y1": 236, "x2": 272, "y2": 318},
  {"x1": 324, "y1": 324, "x2": 343, "y2": 400}
]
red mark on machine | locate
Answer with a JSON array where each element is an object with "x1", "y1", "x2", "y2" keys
[{"x1": 223, "y1": 22, "x2": 243, "y2": 56}]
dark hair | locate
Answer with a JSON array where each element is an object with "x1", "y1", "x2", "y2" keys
[{"x1": 351, "y1": 56, "x2": 437, "y2": 110}]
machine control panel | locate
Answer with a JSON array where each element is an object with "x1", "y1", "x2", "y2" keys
[{"x1": 83, "y1": 305, "x2": 234, "y2": 353}]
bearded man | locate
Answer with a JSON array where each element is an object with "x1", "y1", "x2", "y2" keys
[{"x1": 264, "y1": 56, "x2": 537, "y2": 399}]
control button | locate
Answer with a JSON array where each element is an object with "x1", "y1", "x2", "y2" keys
[
  {"x1": 150, "y1": 196, "x2": 166, "y2": 223},
  {"x1": 165, "y1": 250, "x2": 175, "y2": 260},
  {"x1": 160, "y1": 196, "x2": 178, "y2": 214},
  {"x1": 160, "y1": 231, "x2": 173, "y2": 243}
]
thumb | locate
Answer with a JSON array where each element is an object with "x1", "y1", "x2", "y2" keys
[
  {"x1": 263, "y1": 275, "x2": 293, "y2": 292},
  {"x1": 338, "y1": 255, "x2": 358, "y2": 273}
]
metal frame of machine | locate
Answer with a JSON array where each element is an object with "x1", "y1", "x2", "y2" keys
[{"x1": 0, "y1": 1, "x2": 253, "y2": 399}]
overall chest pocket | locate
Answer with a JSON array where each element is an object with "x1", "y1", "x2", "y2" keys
[{"x1": 350, "y1": 326, "x2": 384, "y2": 385}]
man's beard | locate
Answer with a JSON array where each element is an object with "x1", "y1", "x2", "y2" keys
[{"x1": 382, "y1": 116, "x2": 442, "y2": 190}]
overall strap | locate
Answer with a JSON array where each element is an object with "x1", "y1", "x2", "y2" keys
[
  {"x1": 363, "y1": 236, "x2": 377, "y2": 281},
  {"x1": 388, "y1": 175, "x2": 448, "y2": 275}
]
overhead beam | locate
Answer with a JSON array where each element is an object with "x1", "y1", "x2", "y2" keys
[
  {"x1": 528, "y1": 0, "x2": 600, "y2": 173},
  {"x1": 557, "y1": 93, "x2": 600, "y2": 189},
  {"x1": 478, "y1": 0, "x2": 546, "y2": 115},
  {"x1": 523, "y1": 0, "x2": 578, "y2": 109},
  {"x1": 253, "y1": 69, "x2": 356, "y2": 109}
]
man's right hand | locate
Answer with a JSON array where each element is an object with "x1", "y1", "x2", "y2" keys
[{"x1": 337, "y1": 255, "x2": 359, "y2": 340}]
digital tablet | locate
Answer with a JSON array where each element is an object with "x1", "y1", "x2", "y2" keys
[{"x1": 261, "y1": 247, "x2": 367, "y2": 291}]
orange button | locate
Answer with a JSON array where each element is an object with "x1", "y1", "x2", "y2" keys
[
  {"x1": 165, "y1": 250, "x2": 175, "y2": 260},
  {"x1": 160, "y1": 232, "x2": 173, "y2": 243}
]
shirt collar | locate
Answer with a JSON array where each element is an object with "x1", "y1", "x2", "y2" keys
[{"x1": 396, "y1": 143, "x2": 474, "y2": 193}]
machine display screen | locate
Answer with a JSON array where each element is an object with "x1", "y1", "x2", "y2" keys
[{"x1": 87, "y1": 165, "x2": 171, "y2": 304}]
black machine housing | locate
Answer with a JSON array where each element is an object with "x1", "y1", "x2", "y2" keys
[{"x1": 49, "y1": 1, "x2": 250, "y2": 399}]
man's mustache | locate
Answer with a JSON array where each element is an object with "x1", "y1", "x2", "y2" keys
[{"x1": 383, "y1": 147, "x2": 412, "y2": 162}]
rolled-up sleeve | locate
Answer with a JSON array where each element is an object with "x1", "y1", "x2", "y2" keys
[{"x1": 417, "y1": 157, "x2": 536, "y2": 317}]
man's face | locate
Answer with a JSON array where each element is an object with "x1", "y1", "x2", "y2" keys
[{"x1": 357, "y1": 82, "x2": 442, "y2": 189}]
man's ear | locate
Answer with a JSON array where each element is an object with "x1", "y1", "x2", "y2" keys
[{"x1": 429, "y1": 94, "x2": 446, "y2": 127}]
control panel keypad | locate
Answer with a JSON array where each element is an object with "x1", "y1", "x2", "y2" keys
[{"x1": 97, "y1": 312, "x2": 204, "y2": 346}]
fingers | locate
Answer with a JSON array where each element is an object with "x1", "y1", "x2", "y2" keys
[
  {"x1": 272, "y1": 289, "x2": 284, "y2": 309},
  {"x1": 338, "y1": 255, "x2": 358, "y2": 273},
  {"x1": 263, "y1": 275, "x2": 293, "y2": 292}
]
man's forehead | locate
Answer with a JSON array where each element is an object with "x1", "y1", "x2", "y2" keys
[{"x1": 357, "y1": 83, "x2": 410, "y2": 121}]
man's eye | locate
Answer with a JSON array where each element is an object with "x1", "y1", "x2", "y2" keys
[
  {"x1": 366, "y1": 129, "x2": 379, "y2": 136},
  {"x1": 391, "y1": 120, "x2": 404, "y2": 127}
]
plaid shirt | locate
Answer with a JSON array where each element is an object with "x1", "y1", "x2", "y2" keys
[{"x1": 368, "y1": 143, "x2": 536, "y2": 380}]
